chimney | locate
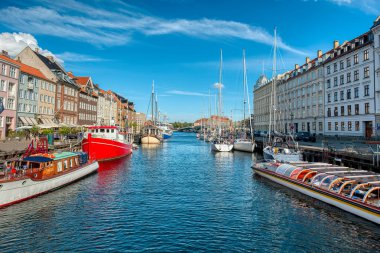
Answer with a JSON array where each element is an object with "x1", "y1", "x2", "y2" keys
[
  {"x1": 317, "y1": 50, "x2": 322, "y2": 58},
  {"x1": 295, "y1": 64, "x2": 299, "y2": 69},
  {"x1": 306, "y1": 57, "x2": 310, "y2": 63},
  {"x1": 1, "y1": 50, "x2": 9, "y2": 58},
  {"x1": 333, "y1": 40, "x2": 339, "y2": 49},
  {"x1": 46, "y1": 56, "x2": 55, "y2": 62}
]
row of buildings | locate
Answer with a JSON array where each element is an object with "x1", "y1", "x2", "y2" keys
[
  {"x1": 254, "y1": 16, "x2": 380, "y2": 138},
  {"x1": 0, "y1": 46, "x2": 146, "y2": 139}
]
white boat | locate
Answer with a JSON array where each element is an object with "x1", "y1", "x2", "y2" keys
[
  {"x1": 211, "y1": 49, "x2": 232, "y2": 152},
  {"x1": 263, "y1": 144, "x2": 301, "y2": 162},
  {"x1": 211, "y1": 142, "x2": 233, "y2": 152},
  {"x1": 234, "y1": 139, "x2": 256, "y2": 152},
  {"x1": 141, "y1": 81, "x2": 162, "y2": 144},
  {"x1": 233, "y1": 49, "x2": 255, "y2": 153},
  {"x1": 0, "y1": 152, "x2": 98, "y2": 208}
]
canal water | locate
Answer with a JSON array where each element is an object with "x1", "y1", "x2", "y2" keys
[{"x1": 0, "y1": 132, "x2": 379, "y2": 252}]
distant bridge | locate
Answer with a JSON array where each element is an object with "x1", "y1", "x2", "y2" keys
[{"x1": 176, "y1": 127, "x2": 195, "y2": 132}]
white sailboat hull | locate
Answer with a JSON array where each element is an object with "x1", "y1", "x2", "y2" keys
[
  {"x1": 263, "y1": 146, "x2": 302, "y2": 162},
  {"x1": 233, "y1": 140, "x2": 255, "y2": 152},
  {"x1": 0, "y1": 162, "x2": 99, "y2": 207},
  {"x1": 211, "y1": 143, "x2": 233, "y2": 152},
  {"x1": 141, "y1": 136, "x2": 161, "y2": 144}
]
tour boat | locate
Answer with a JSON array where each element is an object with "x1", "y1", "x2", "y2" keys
[
  {"x1": 0, "y1": 151, "x2": 99, "y2": 208},
  {"x1": 82, "y1": 126, "x2": 133, "y2": 162},
  {"x1": 252, "y1": 161, "x2": 380, "y2": 224}
]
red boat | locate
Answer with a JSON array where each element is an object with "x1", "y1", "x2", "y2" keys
[{"x1": 82, "y1": 126, "x2": 133, "y2": 163}]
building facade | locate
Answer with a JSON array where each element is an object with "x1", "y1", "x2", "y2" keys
[
  {"x1": 17, "y1": 47, "x2": 79, "y2": 125},
  {"x1": 72, "y1": 75, "x2": 98, "y2": 126},
  {"x1": 134, "y1": 112, "x2": 146, "y2": 133},
  {"x1": 253, "y1": 74, "x2": 271, "y2": 131},
  {"x1": 0, "y1": 52, "x2": 19, "y2": 138},
  {"x1": 371, "y1": 17, "x2": 380, "y2": 136}
]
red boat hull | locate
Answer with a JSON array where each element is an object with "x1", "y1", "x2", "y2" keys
[{"x1": 82, "y1": 137, "x2": 132, "y2": 163}]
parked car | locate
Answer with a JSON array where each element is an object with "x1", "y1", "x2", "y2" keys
[
  {"x1": 260, "y1": 131, "x2": 268, "y2": 137},
  {"x1": 294, "y1": 131, "x2": 316, "y2": 142},
  {"x1": 254, "y1": 130, "x2": 261, "y2": 137}
]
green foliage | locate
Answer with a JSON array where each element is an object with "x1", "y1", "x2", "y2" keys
[
  {"x1": 41, "y1": 129, "x2": 54, "y2": 135},
  {"x1": 171, "y1": 122, "x2": 193, "y2": 129},
  {"x1": 30, "y1": 126, "x2": 40, "y2": 137},
  {"x1": 58, "y1": 126, "x2": 71, "y2": 136}
]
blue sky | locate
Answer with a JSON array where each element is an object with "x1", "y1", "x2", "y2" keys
[{"x1": 0, "y1": 0, "x2": 378, "y2": 122}]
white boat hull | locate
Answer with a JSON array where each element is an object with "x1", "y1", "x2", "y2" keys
[
  {"x1": 0, "y1": 162, "x2": 99, "y2": 207},
  {"x1": 211, "y1": 143, "x2": 233, "y2": 152},
  {"x1": 254, "y1": 169, "x2": 380, "y2": 225},
  {"x1": 263, "y1": 147, "x2": 301, "y2": 162},
  {"x1": 233, "y1": 141, "x2": 255, "y2": 152},
  {"x1": 141, "y1": 136, "x2": 161, "y2": 144}
]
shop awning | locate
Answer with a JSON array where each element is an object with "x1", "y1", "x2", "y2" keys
[
  {"x1": 19, "y1": 117, "x2": 29, "y2": 126},
  {"x1": 29, "y1": 118, "x2": 38, "y2": 125},
  {"x1": 24, "y1": 117, "x2": 34, "y2": 125}
]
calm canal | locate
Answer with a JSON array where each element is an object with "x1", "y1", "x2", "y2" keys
[{"x1": 0, "y1": 132, "x2": 379, "y2": 252}]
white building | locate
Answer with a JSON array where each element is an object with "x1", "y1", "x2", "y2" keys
[
  {"x1": 371, "y1": 17, "x2": 380, "y2": 136},
  {"x1": 253, "y1": 74, "x2": 270, "y2": 131},
  {"x1": 324, "y1": 34, "x2": 374, "y2": 137}
]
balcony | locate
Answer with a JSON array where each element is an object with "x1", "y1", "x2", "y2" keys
[{"x1": 27, "y1": 82, "x2": 34, "y2": 90}]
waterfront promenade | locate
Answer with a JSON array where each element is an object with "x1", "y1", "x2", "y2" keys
[{"x1": 0, "y1": 132, "x2": 379, "y2": 252}]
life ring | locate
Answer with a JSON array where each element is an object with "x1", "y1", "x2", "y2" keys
[{"x1": 34, "y1": 173, "x2": 38, "y2": 178}]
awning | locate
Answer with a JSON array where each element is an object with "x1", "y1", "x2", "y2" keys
[
  {"x1": 23, "y1": 156, "x2": 54, "y2": 163},
  {"x1": 38, "y1": 123, "x2": 59, "y2": 129},
  {"x1": 19, "y1": 117, "x2": 29, "y2": 126},
  {"x1": 24, "y1": 117, "x2": 34, "y2": 125},
  {"x1": 29, "y1": 118, "x2": 38, "y2": 125}
]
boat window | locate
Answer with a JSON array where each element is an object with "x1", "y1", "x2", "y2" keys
[
  {"x1": 111, "y1": 129, "x2": 114, "y2": 133},
  {"x1": 70, "y1": 159, "x2": 73, "y2": 168},
  {"x1": 100, "y1": 129, "x2": 105, "y2": 133},
  {"x1": 29, "y1": 162, "x2": 41, "y2": 169},
  {"x1": 107, "y1": 129, "x2": 110, "y2": 133},
  {"x1": 290, "y1": 168, "x2": 303, "y2": 179},
  {"x1": 75, "y1": 158, "x2": 78, "y2": 166},
  {"x1": 63, "y1": 160, "x2": 68, "y2": 170},
  {"x1": 96, "y1": 129, "x2": 99, "y2": 133},
  {"x1": 57, "y1": 162, "x2": 63, "y2": 172},
  {"x1": 320, "y1": 175, "x2": 337, "y2": 189},
  {"x1": 311, "y1": 173, "x2": 328, "y2": 187}
]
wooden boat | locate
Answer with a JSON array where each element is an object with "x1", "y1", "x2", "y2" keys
[
  {"x1": 141, "y1": 123, "x2": 162, "y2": 144},
  {"x1": 252, "y1": 161, "x2": 380, "y2": 224},
  {"x1": 0, "y1": 151, "x2": 98, "y2": 208}
]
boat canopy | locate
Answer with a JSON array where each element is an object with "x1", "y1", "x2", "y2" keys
[
  {"x1": 53, "y1": 152, "x2": 78, "y2": 161},
  {"x1": 23, "y1": 156, "x2": 54, "y2": 163}
]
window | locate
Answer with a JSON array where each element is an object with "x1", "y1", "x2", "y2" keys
[
  {"x1": 348, "y1": 121, "x2": 352, "y2": 131},
  {"x1": 328, "y1": 122, "x2": 331, "y2": 131},
  {"x1": 341, "y1": 122, "x2": 345, "y2": 131},
  {"x1": 1, "y1": 64, "x2": 6, "y2": 75},
  {"x1": 319, "y1": 122, "x2": 323, "y2": 131},
  {"x1": 334, "y1": 92, "x2": 337, "y2": 102},
  {"x1": 355, "y1": 121, "x2": 359, "y2": 131},
  {"x1": 327, "y1": 66, "x2": 330, "y2": 74},
  {"x1": 364, "y1": 85, "x2": 369, "y2": 96},
  {"x1": 340, "y1": 60, "x2": 344, "y2": 70},
  {"x1": 0, "y1": 80, "x2": 5, "y2": 91},
  {"x1": 354, "y1": 54, "x2": 358, "y2": 64},
  {"x1": 327, "y1": 108, "x2": 331, "y2": 117},
  {"x1": 348, "y1": 105, "x2": 352, "y2": 115},
  {"x1": 354, "y1": 87, "x2": 359, "y2": 98},
  {"x1": 341, "y1": 106, "x2": 344, "y2": 116},
  {"x1": 334, "y1": 107, "x2": 338, "y2": 116},
  {"x1": 347, "y1": 89, "x2": 351, "y2": 99},
  {"x1": 9, "y1": 67, "x2": 16, "y2": 78},
  {"x1": 340, "y1": 90, "x2": 344, "y2": 100},
  {"x1": 327, "y1": 93, "x2": 331, "y2": 103},
  {"x1": 334, "y1": 63, "x2": 337, "y2": 72},
  {"x1": 364, "y1": 67, "x2": 369, "y2": 78},
  {"x1": 364, "y1": 49, "x2": 369, "y2": 61},
  {"x1": 346, "y1": 57, "x2": 351, "y2": 67},
  {"x1": 355, "y1": 104, "x2": 359, "y2": 115},
  {"x1": 334, "y1": 77, "x2": 338, "y2": 86},
  {"x1": 340, "y1": 75, "x2": 344, "y2": 85},
  {"x1": 354, "y1": 70, "x2": 359, "y2": 81},
  {"x1": 335, "y1": 122, "x2": 338, "y2": 131},
  {"x1": 365, "y1": 103, "x2": 369, "y2": 114},
  {"x1": 347, "y1": 72, "x2": 351, "y2": 83},
  {"x1": 6, "y1": 98, "x2": 14, "y2": 109}
]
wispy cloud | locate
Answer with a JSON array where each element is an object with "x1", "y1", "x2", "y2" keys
[
  {"x1": 328, "y1": 0, "x2": 380, "y2": 15},
  {"x1": 0, "y1": 0, "x2": 306, "y2": 55},
  {"x1": 166, "y1": 90, "x2": 210, "y2": 96},
  {"x1": 55, "y1": 52, "x2": 106, "y2": 62}
]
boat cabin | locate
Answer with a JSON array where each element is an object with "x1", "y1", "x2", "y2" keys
[
  {"x1": 0, "y1": 152, "x2": 88, "y2": 181},
  {"x1": 86, "y1": 126, "x2": 133, "y2": 144},
  {"x1": 142, "y1": 124, "x2": 162, "y2": 138}
]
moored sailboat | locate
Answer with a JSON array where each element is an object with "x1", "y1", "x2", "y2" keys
[
  {"x1": 141, "y1": 81, "x2": 162, "y2": 144},
  {"x1": 233, "y1": 49, "x2": 255, "y2": 153}
]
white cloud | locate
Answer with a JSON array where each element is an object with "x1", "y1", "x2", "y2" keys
[
  {"x1": 0, "y1": 0, "x2": 306, "y2": 55},
  {"x1": 166, "y1": 90, "x2": 210, "y2": 96},
  {"x1": 0, "y1": 32, "x2": 61, "y2": 61},
  {"x1": 213, "y1": 83, "x2": 224, "y2": 89},
  {"x1": 55, "y1": 52, "x2": 105, "y2": 62},
  {"x1": 328, "y1": 0, "x2": 380, "y2": 15}
]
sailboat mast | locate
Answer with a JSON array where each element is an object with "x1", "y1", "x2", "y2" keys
[
  {"x1": 218, "y1": 49, "x2": 223, "y2": 132},
  {"x1": 243, "y1": 49, "x2": 247, "y2": 130},
  {"x1": 269, "y1": 27, "x2": 277, "y2": 141},
  {"x1": 151, "y1": 80, "x2": 155, "y2": 123}
]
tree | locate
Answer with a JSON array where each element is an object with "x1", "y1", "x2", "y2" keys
[{"x1": 30, "y1": 126, "x2": 40, "y2": 137}]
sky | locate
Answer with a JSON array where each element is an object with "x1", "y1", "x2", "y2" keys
[{"x1": 0, "y1": 0, "x2": 378, "y2": 122}]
